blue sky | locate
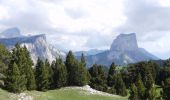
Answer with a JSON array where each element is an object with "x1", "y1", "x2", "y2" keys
[{"x1": 0, "y1": 0, "x2": 170, "y2": 59}]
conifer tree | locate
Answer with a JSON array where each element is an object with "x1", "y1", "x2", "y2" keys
[
  {"x1": 65, "y1": 51, "x2": 76, "y2": 85},
  {"x1": 89, "y1": 64, "x2": 107, "y2": 92},
  {"x1": 162, "y1": 78, "x2": 170, "y2": 100},
  {"x1": 35, "y1": 58, "x2": 49, "y2": 91},
  {"x1": 144, "y1": 71, "x2": 157, "y2": 100},
  {"x1": 114, "y1": 74, "x2": 127, "y2": 96},
  {"x1": 129, "y1": 84, "x2": 138, "y2": 100},
  {"x1": 5, "y1": 62, "x2": 25, "y2": 93},
  {"x1": 23, "y1": 46, "x2": 36, "y2": 90},
  {"x1": 107, "y1": 62, "x2": 116, "y2": 87},
  {"x1": 81, "y1": 53, "x2": 86, "y2": 67},
  {"x1": 10, "y1": 43, "x2": 27, "y2": 90},
  {"x1": 136, "y1": 74, "x2": 145, "y2": 100},
  {"x1": 53, "y1": 57, "x2": 67, "y2": 88},
  {"x1": 45, "y1": 59, "x2": 53, "y2": 89}
]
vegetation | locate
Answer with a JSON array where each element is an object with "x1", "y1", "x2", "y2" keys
[{"x1": 0, "y1": 43, "x2": 170, "y2": 100}]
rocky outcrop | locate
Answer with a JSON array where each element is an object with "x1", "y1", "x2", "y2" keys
[
  {"x1": 0, "y1": 27, "x2": 22, "y2": 38},
  {"x1": 0, "y1": 34, "x2": 63, "y2": 65},
  {"x1": 110, "y1": 33, "x2": 138, "y2": 51},
  {"x1": 84, "y1": 33, "x2": 159, "y2": 67}
]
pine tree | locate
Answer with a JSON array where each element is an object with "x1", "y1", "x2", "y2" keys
[
  {"x1": 53, "y1": 57, "x2": 67, "y2": 88},
  {"x1": 65, "y1": 51, "x2": 76, "y2": 85},
  {"x1": 107, "y1": 62, "x2": 116, "y2": 87},
  {"x1": 45, "y1": 59, "x2": 53, "y2": 89},
  {"x1": 23, "y1": 46, "x2": 36, "y2": 90},
  {"x1": 162, "y1": 78, "x2": 170, "y2": 100},
  {"x1": 144, "y1": 71, "x2": 157, "y2": 100},
  {"x1": 129, "y1": 84, "x2": 138, "y2": 100},
  {"x1": 49, "y1": 61, "x2": 55, "y2": 89},
  {"x1": 135, "y1": 74, "x2": 145, "y2": 100},
  {"x1": 114, "y1": 74, "x2": 127, "y2": 96},
  {"x1": 5, "y1": 62, "x2": 25, "y2": 93},
  {"x1": 35, "y1": 58, "x2": 49, "y2": 91},
  {"x1": 26, "y1": 67, "x2": 36, "y2": 90},
  {"x1": 0, "y1": 44, "x2": 11, "y2": 87},
  {"x1": 10, "y1": 43, "x2": 27, "y2": 90},
  {"x1": 74, "y1": 61, "x2": 88, "y2": 86},
  {"x1": 81, "y1": 53, "x2": 86, "y2": 67},
  {"x1": 89, "y1": 64, "x2": 107, "y2": 92}
]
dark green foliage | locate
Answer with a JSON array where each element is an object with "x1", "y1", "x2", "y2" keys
[
  {"x1": 159, "y1": 67, "x2": 170, "y2": 85},
  {"x1": 9, "y1": 44, "x2": 36, "y2": 91},
  {"x1": 107, "y1": 86, "x2": 116, "y2": 94},
  {"x1": 0, "y1": 44, "x2": 10, "y2": 72},
  {"x1": 81, "y1": 53, "x2": 86, "y2": 67},
  {"x1": 89, "y1": 64, "x2": 107, "y2": 92},
  {"x1": 107, "y1": 62, "x2": 116, "y2": 87},
  {"x1": 164, "y1": 58, "x2": 170, "y2": 67},
  {"x1": 162, "y1": 78, "x2": 170, "y2": 100},
  {"x1": 129, "y1": 84, "x2": 138, "y2": 100},
  {"x1": 114, "y1": 74, "x2": 127, "y2": 96},
  {"x1": 53, "y1": 57, "x2": 67, "y2": 88},
  {"x1": 65, "y1": 51, "x2": 76, "y2": 85},
  {"x1": 45, "y1": 59, "x2": 54, "y2": 89},
  {"x1": 0, "y1": 44, "x2": 11, "y2": 87},
  {"x1": 65, "y1": 51, "x2": 88, "y2": 86},
  {"x1": 135, "y1": 74, "x2": 145, "y2": 99},
  {"x1": 5, "y1": 62, "x2": 25, "y2": 93},
  {"x1": 23, "y1": 46, "x2": 36, "y2": 90},
  {"x1": 48, "y1": 60, "x2": 54, "y2": 89},
  {"x1": 35, "y1": 58, "x2": 49, "y2": 91}
]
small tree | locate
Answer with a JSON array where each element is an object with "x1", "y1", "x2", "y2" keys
[
  {"x1": 162, "y1": 78, "x2": 170, "y2": 100},
  {"x1": 135, "y1": 74, "x2": 145, "y2": 99},
  {"x1": 107, "y1": 62, "x2": 116, "y2": 87},
  {"x1": 35, "y1": 58, "x2": 49, "y2": 91},
  {"x1": 89, "y1": 64, "x2": 107, "y2": 92},
  {"x1": 5, "y1": 62, "x2": 25, "y2": 93},
  {"x1": 53, "y1": 58, "x2": 67, "y2": 88},
  {"x1": 129, "y1": 84, "x2": 138, "y2": 100},
  {"x1": 114, "y1": 74, "x2": 127, "y2": 96}
]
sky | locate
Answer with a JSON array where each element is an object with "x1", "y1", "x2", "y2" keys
[{"x1": 0, "y1": 0, "x2": 170, "y2": 59}]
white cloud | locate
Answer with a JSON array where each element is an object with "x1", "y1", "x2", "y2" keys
[{"x1": 0, "y1": 0, "x2": 170, "y2": 59}]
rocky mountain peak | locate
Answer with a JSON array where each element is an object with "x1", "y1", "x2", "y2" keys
[
  {"x1": 0, "y1": 27, "x2": 22, "y2": 38},
  {"x1": 110, "y1": 33, "x2": 138, "y2": 51}
]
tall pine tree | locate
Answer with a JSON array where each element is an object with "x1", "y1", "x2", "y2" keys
[
  {"x1": 53, "y1": 57, "x2": 67, "y2": 88},
  {"x1": 135, "y1": 74, "x2": 146, "y2": 100},
  {"x1": 129, "y1": 84, "x2": 138, "y2": 100},
  {"x1": 5, "y1": 62, "x2": 25, "y2": 93},
  {"x1": 35, "y1": 58, "x2": 49, "y2": 91},
  {"x1": 107, "y1": 62, "x2": 116, "y2": 87}
]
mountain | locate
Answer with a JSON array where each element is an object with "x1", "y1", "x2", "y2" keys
[
  {"x1": 0, "y1": 27, "x2": 22, "y2": 38},
  {"x1": 0, "y1": 32, "x2": 64, "y2": 64},
  {"x1": 83, "y1": 33, "x2": 159, "y2": 67},
  {"x1": 74, "y1": 49, "x2": 105, "y2": 56}
]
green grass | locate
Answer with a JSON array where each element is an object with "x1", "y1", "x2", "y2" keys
[
  {"x1": 0, "y1": 87, "x2": 128, "y2": 100},
  {"x1": 0, "y1": 86, "x2": 163, "y2": 100}
]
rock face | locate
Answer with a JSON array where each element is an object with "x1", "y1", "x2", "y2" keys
[
  {"x1": 0, "y1": 27, "x2": 22, "y2": 38},
  {"x1": 83, "y1": 33, "x2": 159, "y2": 67},
  {"x1": 110, "y1": 33, "x2": 138, "y2": 51},
  {"x1": 0, "y1": 28, "x2": 64, "y2": 65}
]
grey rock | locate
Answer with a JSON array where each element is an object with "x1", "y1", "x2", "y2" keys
[
  {"x1": 0, "y1": 34, "x2": 64, "y2": 65},
  {"x1": 83, "y1": 33, "x2": 159, "y2": 67},
  {"x1": 0, "y1": 27, "x2": 22, "y2": 38}
]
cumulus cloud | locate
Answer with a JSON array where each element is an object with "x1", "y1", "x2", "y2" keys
[
  {"x1": 115, "y1": 0, "x2": 170, "y2": 59},
  {"x1": 0, "y1": 0, "x2": 170, "y2": 59}
]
